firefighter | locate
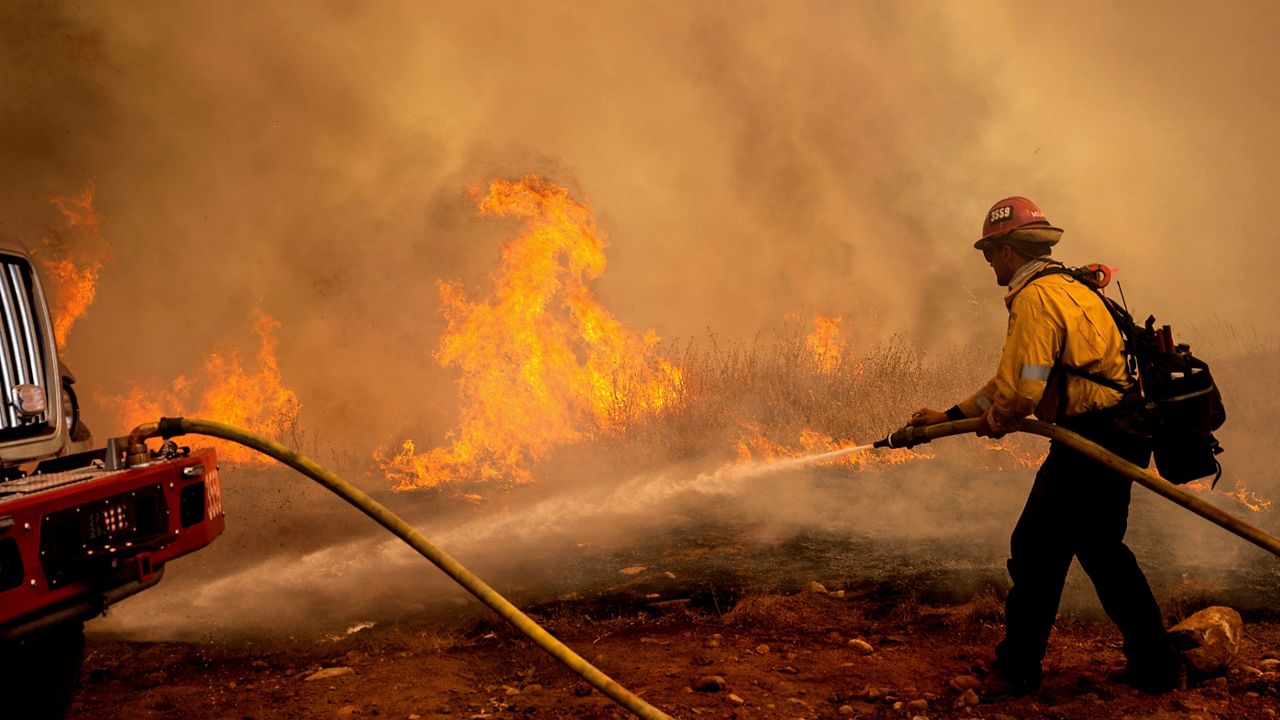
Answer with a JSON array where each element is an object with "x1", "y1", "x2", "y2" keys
[{"x1": 908, "y1": 196, "x2": 1183, "y2": 696}]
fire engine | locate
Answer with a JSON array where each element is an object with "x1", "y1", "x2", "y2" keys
[{"x1": 0, "y1": 243, "x2": 225, "y2": 717}]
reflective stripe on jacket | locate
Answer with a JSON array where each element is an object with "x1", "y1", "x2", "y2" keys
[{"x1": 956, "y1": 266, "x2": 1128, "y2": 432}]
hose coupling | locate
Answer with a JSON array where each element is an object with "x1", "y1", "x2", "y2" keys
[
  {"x1": 124, "y1": 441, "x2": 150, "y2": 467},
  {"x1": 157, "y1": 417, "x2": 187, "y2": 439},
  {"x1": 873, "y1": 424, "x2": 933, "y2": 449}
]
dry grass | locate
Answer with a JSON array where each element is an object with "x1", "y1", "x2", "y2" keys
[
  {"x1": 1163, "y1": 574, "x2": 1239, "y2": 626},
  {"x1": 587, "y1": 321, "x2": 1280, "y2": 501},
  {"x1": 595, "y1": 326, "x2": 995, "y2": 470},
  {"x1": 958, "y1": 586, "x2": 1007, "y2": 625}
]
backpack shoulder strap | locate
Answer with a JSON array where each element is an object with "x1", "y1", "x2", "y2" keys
[
  {"x1": 1010, "y1": 261, "x2": 1136, "y2": 395},
  {"x1": 1060, "y1": 365, "x2": 1130, "y2": 392}
]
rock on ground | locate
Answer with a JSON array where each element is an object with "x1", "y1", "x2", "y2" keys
[
  {"x1": 304, "y1": 667, "x2": 355, "y2": 682},
  {"x1": 692, "y1": 675, "x2": 726, "y2": 692},
  {"x1": 1169, "y1": 606, "x2": 1243, "y2": 676},
  {"x1": 847, "y1": 638, "x2": 874, "y2": 655}
]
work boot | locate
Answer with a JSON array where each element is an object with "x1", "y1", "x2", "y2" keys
[
  {"x1": 982, "y1": 670, "x2": 1042, "y2": 697},
  {"x1": 976, "y1": 662, "x2": 1042, "y2": 697},
  {"x1": 1107, "y1": 660, "x2": 1186, "y2": 694}
]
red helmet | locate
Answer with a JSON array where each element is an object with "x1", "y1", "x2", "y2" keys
[{"x1": 975, "y1": 196, "x2": 1063, "y2": 249}]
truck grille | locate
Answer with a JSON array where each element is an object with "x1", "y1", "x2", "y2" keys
[{"x1": 0, "y1": 259, "x2": 49, "y2": 434}]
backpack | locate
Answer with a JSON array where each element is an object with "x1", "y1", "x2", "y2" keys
[{"x1": 1027, "y1": 262, "x2": 1226, "y2": 485}]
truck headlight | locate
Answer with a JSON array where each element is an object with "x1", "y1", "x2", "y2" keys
[{"x1": 12, "y1": 384, "x2": 46, "y2": 418}]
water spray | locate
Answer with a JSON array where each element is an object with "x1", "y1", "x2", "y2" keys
[
  {"x1": 867, "y1": 418, "x2": 1280, "y2": 559},
  {"x1": 125, "y1": 418, "x2": 674, "y2": 720},
  {"x1": 745, "y1": 442, "x2": 878, "y2": 474}
]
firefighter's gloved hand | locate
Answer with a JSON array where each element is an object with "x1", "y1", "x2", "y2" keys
[
  {"x1": 908, "y1": 408, "x2": 948, "y2": 427},
  {"x1": 975, "y1": 413, "x2": 1006, "y2": 439}
]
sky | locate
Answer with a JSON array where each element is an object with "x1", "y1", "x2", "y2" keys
[{"x1": 1, "y1": 0, "x2": 1277, "y2": 447}]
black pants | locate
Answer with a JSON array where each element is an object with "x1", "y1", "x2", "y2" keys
[{"x1": 994, "y1": 416, "x2": 1177, "y2": 678}]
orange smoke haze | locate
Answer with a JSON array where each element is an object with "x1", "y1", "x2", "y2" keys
[
  {"x1": 1, "y1": 2, "x2": 1274, "y2": 458},
  {"x1": 381, "y1": 176, "x2": 682, "y2": 489},
  {"x1": 29, "y1": 185, "x2": 304, "y2": 463}
]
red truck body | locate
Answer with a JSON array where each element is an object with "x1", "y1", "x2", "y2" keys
[
  {"x1": 0, "y1": 244, "x2": 227, "y2": 642},
  {"x1": 0, "y1": 239, "x2": 228, "y2": 717},
  {"x1": 0, "y1": 448, "x2": 225, "y2": 636}
]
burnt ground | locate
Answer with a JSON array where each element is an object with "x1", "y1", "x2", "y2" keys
[{"x1": 71, "y1": 588, "x2": 1280, "y2": 720}]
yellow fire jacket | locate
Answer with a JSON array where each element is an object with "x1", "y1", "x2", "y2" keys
[{"x1": 956, "y1": 263, "x2": 1130, "y2": 432}]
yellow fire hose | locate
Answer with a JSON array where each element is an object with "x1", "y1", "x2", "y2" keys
[
  {"x1": 125, "y1": 417, "x2": 675, "y2": 720},
  {"x1": 876, "y1": 418, "x2": 1280, "y2": 558}
]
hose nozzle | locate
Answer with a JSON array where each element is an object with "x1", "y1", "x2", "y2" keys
[{"x1": 873, "y1": 424, "x2": 933, "y2": 449}]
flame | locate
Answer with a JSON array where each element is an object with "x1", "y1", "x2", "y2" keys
[
  {"x1": 1185, "y1": 478, "x2": 1273, "y2": 513},
  {"x1": 37, "y1": 183, "x2": 114, "y2": 349},
  {"x1": 103, "y1": 312, "x2": 301, "y2": 463},
  {"x1": 381, "y1": 176, "x2": 683, "y2": 490},
  {"x1": 733, "y1": 422, "x2": 792, "y2": 463},
  {"x1": 805, "y1": 315, "x2": 848, "y2": 373}
]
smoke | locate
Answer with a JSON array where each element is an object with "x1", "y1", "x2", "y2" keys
[
  {"x1": 2, "y1": 1, "x2": 1278, "y2": 636},
  {"x1": 5, "y1": 1, "x2": 1279, "y2": 436}
]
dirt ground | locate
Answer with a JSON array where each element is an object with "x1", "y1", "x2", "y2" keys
[{"x1": 70, "y1": 590, "x2": 1280, "y2": 720}]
